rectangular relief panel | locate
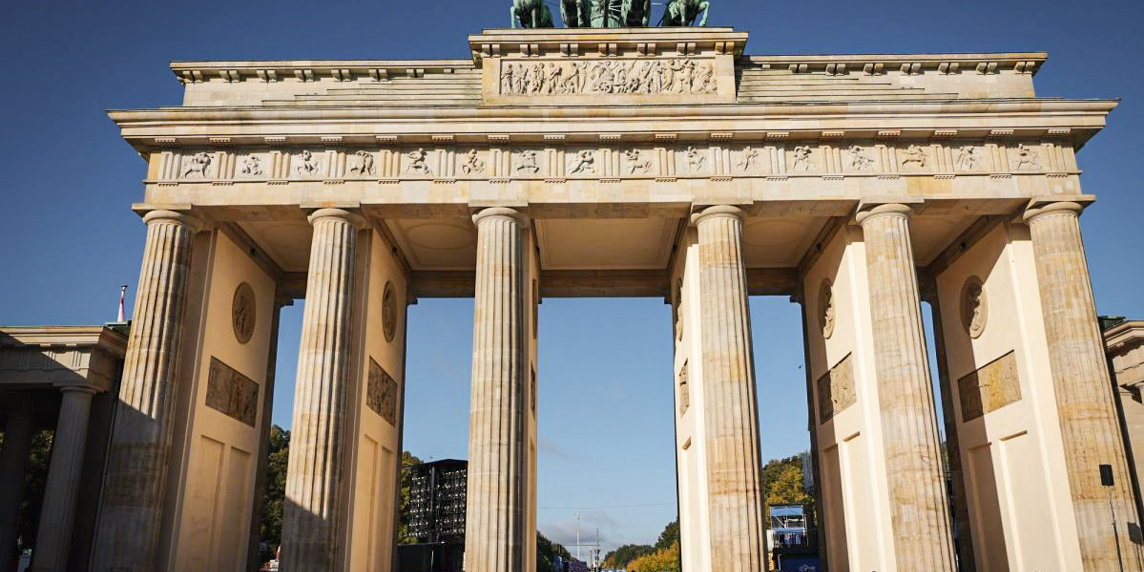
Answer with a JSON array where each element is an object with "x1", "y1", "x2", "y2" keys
[
  {"x1": 818, "y1": 353, "x2": 856, "y2": 423},
  {"x1": 367, "y1": 358, "x2": 399, "y2": 426},
  {"x1": 959, "y1": 351, "x2": 1021, "y2": 422},
  {"x1": 205, "y1": 356, "x2": 260, "y2": 427}
]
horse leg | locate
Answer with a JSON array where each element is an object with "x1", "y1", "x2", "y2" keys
[
  {"x1": 511, "y1": 5, "x2": 519, "y2": 28},
  {"x1": 698, "y1": 1, "x2": 710, "y2": 26}
]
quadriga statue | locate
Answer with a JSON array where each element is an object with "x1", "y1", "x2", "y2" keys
[
  {"x1": 511, "y1": 0, "x2": 554, "y2": 28},
  {"x1": 659, "y1": 0, "x2": 710, "y2": 26}
]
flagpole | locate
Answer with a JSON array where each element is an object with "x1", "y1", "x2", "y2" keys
[{"x1": 117, "y1": 285, "x2": 128, "y2": 322}]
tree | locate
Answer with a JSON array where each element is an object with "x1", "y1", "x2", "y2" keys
[
  {"x1": 397, "y1": 451, "x2": 423, "y2": 544},
  {"x1": 761, "y1": 453, "x2": 815, "y2": 523},
  {"x1": 537, "y1": 532, "x2": 572, "y2": 572},
  {"x1": 655, "y1": 519, "x2": 679, "y2": 551},
  {"x1": 625, "y1": 539, "x2": 681, "y2": 572},
  {"x1": 259, "y1": 425, "x2": 290, "y2": 562}
]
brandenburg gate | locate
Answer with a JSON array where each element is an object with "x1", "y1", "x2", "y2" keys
[{"x1": 85, "y1": 23, "x2": 1138, "y2": 572}]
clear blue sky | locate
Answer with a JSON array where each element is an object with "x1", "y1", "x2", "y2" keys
[{"x1": 1, "y1": 0, "x2": 1141, "y2": 554}]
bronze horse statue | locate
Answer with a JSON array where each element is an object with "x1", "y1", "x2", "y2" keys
[
  {"x1": 561, "y1": 0, "x2": 650, "y2": 27},
  {"x1": 512, "y1": 0, "x2": 554, "y2": 28},
  {"x1": 659, "y1": 0, "x2": 710, "y2": 26}
]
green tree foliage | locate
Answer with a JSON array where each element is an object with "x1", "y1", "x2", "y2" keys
[
  {"x1": 603, "y1": 519, "x2": 680, "y2": 569},
  {"x1": 762, "y1": 454, "x2": 815, "y2": 523},
  {"x1": 655, "y1": 519, "x2": 679, "y2": 550},
  {"x1": 16, "y1": 430, "x2": 53, "y2": 554},
  {"x1": 397, "y1": 451, "x2": 423, "y2": 544},
  {"x1": 537, "y1": 532, "x2": 572, "y2": 572},
  {"x1": 259, "y1": 425, "x2": 290, "y2": 563}
]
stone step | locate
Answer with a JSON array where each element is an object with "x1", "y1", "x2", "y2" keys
[
  {"x1": 323, "y1": 87, "x2": 482, "y2": 95},
  {"x1": 290, "y1": 94, "x2": 481, "y2": 102},
  {"x1": 739, "y1": 88, "x2": 928, "y2": 96}
]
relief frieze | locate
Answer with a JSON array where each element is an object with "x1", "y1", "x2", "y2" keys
[
  {"x1": 205, "y1": 356, "x2": 259, "y2": 427},
  {"x1": 499, "y1": 58, "x2": 717, "y2": 96},
  {"x1": 958, "y1": 351, "x2": 1021, "y2": 422},
  {"x1": 367, "y1": 358, "x2": 399, "y2": 426},
  {"x1": 817, "y1": 353, "x2": 855, "y2": 424},
  {"x1": 153, "y1": 140, "x2": 1075, "y2": 185}
]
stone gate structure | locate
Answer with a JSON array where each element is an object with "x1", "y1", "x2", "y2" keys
[{"x1": 82, "y1": 25, "x2": 1140, "y2": 571}]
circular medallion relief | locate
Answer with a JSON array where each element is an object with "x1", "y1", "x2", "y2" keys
[
  {"x1": 819, "y1": 279, "x2": 836, "y2": 339},
  {"x1": 382, "y1": 281, "x2": 398, "y2": 343},
  {"x1": 232, "y1": 282, "x2": 256, "y2": 344},
  {"x1": 961, "y1": 276, "x2": 988, "y2": 339}
]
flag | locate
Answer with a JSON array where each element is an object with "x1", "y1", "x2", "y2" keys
[{"x1": 117, "y1": 285, "x2": 128, "y2": 322}]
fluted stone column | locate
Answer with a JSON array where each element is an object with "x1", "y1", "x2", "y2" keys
[
  {"x1": 32, "y1": 386, "x2": 96, "y2": 572},
  {"x1": 280, "y1": 208, "x2": 363, "y2": 571},
  {"x1": 93, "y1": 209, "x2": 200, "y2": 570},
  {"x1": 0, "y1": 397, "x2": 33, "y2": 569},
  {"x1": 691, "y1": 205, "x2": 767, "y2": 571},
  {"x1": 855, "y1": 203, "x2": 956, "y2": 570},
  {"x1": 465, "y1": 207, "x2": 528, "y2": 572},
  {"x1": 1025, "y1": 201, "x2": 1141, "y2": 569}
]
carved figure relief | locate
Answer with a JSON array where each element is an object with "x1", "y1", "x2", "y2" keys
[
  {"x1": 182, "y1": 152, "x2": 212, "y2": 179},
  {"x1": 792, "y1": 145, "x2": 813, "y2": 172},
  {"x1": 206, "y1": 357, "x2": 259, "y2": 427},
  {"x1": 817, "y1": 353, "x2": 855, "y2": 424},
  {"x1": 684, "y1": 146, "x2": 706, "y2": 174},
  {"x1": 295, "y1": 150, "x2": 322, "y2": 177},
  {"x1": 737, "y1": 146, "x2": 760, "y2": 172},
  {"x1": 367, "y1": 358, "x2": 399, "y2": 426},
  {"x1": 405, "y1": 148, "x2": 432, "y2": 175},
  {"x1": 515, "y1": 150, "x2": 541, "y2": 174},
  {"x1": 232, "y1": 282, "x2": 256, "y2": 344},
  {"x1": 239, "y1": 154, "x2": 263, "y2": 177},
  {"x1": 847, "y1": 145, "x2": 875, "y2": 172},
  {"x1": 348, "y1": 150, "x2": 375, "y2": 176},
  {"x1": 499, "y1": 58, "x2": 717, "y2": 96},
  {"x1": 382, "y1": 281, "x2": 398, "y2": 343},
  {"x1": 568, "y1": 150, "x2": 597, "y2": 174},
  {"x1": 624, "y1": 149, "x2": 652, "y2": 174},
  {"x1": 959, "y1": 351, "x2": 1021, "y2": 422},
  {"x1": 461, "y1": 149, "x2": 486, "y2": 175},
  {"x1": 1013, "y1": 143, "x2": 1042, "y2": 170},
  {"x1": 900, "y1": 144, "x2": 928, "y2": 168},
  {"x1": 961, "y1": 276, "x2": 988, "y2": 339},
  {"x1": 954, "y1": 145, "x2": 980, "y2": 171},
  {"x1": 678, "y1": 362, "x2": 690, "y2": 416},
  {"x1": 819, "y1": 279, "x2": 835, "y2": 339}
]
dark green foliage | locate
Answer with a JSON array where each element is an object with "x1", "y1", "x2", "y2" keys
[
  {"x1": 258, "y1": 425, "x2": 290, "y2": 563},
  {"x1": 537, "y1": 532, "x2": 572, "y2": 572},
  {"x1": 397, "y1": 451, "x2": 423, "y2": 544}
]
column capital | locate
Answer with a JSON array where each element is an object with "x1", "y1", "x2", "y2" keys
[
  {"x1": 855, "y1": 202, "x2": 914, "y2": 226},
  {"x1": 140, "y1": 209, "x2": 204, "y2": 233},
  {"x1": 472, "y1": 206, "x2": 528, "y2": 226},
  {"x1": 1023, "y1": 200, "x2": 1087, "y2": 223},
  {"x1": 307, "y1": 207, "x2": 365, "y2": 228},
  {"x1": 55, "y1": 384, "x2": 99, "y2": 396},
  {"x1": 690, "y1": 204, "x2": 745, "y2": 226}
]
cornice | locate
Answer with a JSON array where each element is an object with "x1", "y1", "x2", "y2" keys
[
  {"x1": 108, "y1": 98, "x2": 1117, "y2": 151},
  {"x1": 170, "y1": 59, "x2": 475, "y2": 84},
  {"x1": 742, "y1": 52, "x2": 1047, "y2": 76},
  {"x1": 1106, "y1": 321, "x2": 1144, "y2": 354}
]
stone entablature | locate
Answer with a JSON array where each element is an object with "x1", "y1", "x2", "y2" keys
[
  {"x1": 147, "y1": 138, "x2": 1080, "y2": 187},
  {"x1": 0, "y1": 325, "x2": 127, "y2": 392}
]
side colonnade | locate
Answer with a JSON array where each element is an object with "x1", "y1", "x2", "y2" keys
[{"x1": 82, "y1": 199, "x2": 1142, "y2": 571}]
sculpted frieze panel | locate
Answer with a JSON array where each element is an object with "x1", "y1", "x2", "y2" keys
[
  {"x1": 499, "y1": 58, "x2": 717, "y2": 97},
  {"x1": 959, "y1": 351, "x2": 1021, "y2": 422},
  {"x1": 150, "y1": 140, "x2": 1077, "y2": 185},
  {"x1": 205, "y1": 356, "x2": 259, "y2": 427},
  {"x1": 817, "y1": 353, "x2": 855, "y2": 424}
]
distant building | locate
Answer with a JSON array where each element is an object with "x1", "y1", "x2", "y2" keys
[{"x1": 1103, "y1": 318, "x2": 1144, "y2": 512}]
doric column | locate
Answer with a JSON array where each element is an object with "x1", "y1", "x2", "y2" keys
[
  {"x1": 691, "y1": 205, "x2": 767, "y2": 571},
  {"x1": 855, "y1": 203, "x2": 956, "y2": 570},
  {"x1": 92, "y1": 209, "x2": 200, "y2": 570},
  {"x1": 1025, "y1": 201, "x2": 1141, "y2": 569},
  {"x1": 32, "y1": 386, "x2": 96, "y2": 572},
  {"x1": 465, "y1": 207, "x2": 528, "y2": 572},
  {"x1": 0, "y1": 397, "x2": 33, "y2": 569},
  {"x1": 281, "y1": 208, "x2": 363, "y2": 571}
]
